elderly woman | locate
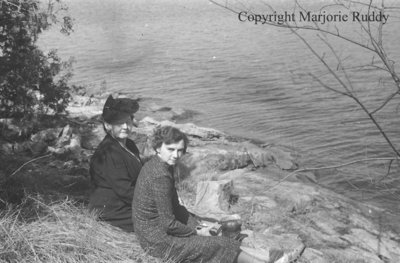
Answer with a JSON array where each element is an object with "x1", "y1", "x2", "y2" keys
[
  {"x1": 89, "y1": 95, "x2": 142, "y2": 232},
  {"x1": 133, "y1": 126, "x2": 304, "y2": 263}
]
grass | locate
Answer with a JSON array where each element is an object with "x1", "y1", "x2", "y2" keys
[{"x1": 0, "y1": 195, "x2": 160, "y2": 263}]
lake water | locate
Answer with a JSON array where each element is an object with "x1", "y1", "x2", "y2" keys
[{"x1": 38, "y1": 0, "x2": 400, "y2": 215}]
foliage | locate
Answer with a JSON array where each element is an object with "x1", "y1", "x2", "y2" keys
[{"x1": 0, "y1": 0, "x2": 73, "y2": 118}]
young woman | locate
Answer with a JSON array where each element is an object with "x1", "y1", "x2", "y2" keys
[
  {"x1": 132, "y1": 126, "x2": 304, "y2": 263},
  {"x1": 88, "y1": 95, "x2": 142, "y2": 232}
]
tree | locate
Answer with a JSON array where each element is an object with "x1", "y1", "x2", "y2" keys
[{"x1": 0, "y1": 0, "x2": 73, "y2": 118}]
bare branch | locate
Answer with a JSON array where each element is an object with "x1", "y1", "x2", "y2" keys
[
  {"x1": 212, "y1": 0, "x2": 400, "y2": 91},
  {"x1": 9, "y1": 154, "x2": 52, "y2": 177},
  {"x1": 268, "y1": 157, "x2": 399, "y2": 190},
  {"x1": 210, "y1": 0, "x2": 400, "y2": 158},
  {"x1": 309, "y1": 73, "x2": 351, "y2": 97},
  {"x1": 345, "y1": 0, "x2": 383, "y2": 10},
  {"x1": 317, "y1": 34, "x2": 355, "y2": 93},
  {"x1": 209, "y1": 0, "x2": 240, "y2": 14},
  {"x1": 378, "y1": 0, "x2": 384, "y2": 47},
  {"x1": 377, "y1": 159, "x2": 394, "y2": 182},
  {"x1": 370, "y1": 90, "x2": 400, "y2": 114},
  {"x1": 346, "y1": 64, "x2": 390, "y2": 73},
  {"x1": 289, "y1": 13, "x2": 400, "y2": 157},
  {"x1": 290, "y1": 28, "x2": 355, "y2": 96}
]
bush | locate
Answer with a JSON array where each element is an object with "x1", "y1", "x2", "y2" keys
[{"x1": 0, "y1": 0, "x2": 73, "y2": 118}]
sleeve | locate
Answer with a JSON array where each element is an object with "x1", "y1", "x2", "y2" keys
[
  {"x1": 152, "y1": 174, "x2": 197, "y2": 237},
  {"x1": 102, "y1": 152, "x2": 135, "y2": 204},
  {"x1": 172, "y1": 191, "x2": 200, "y2": 227},
  {"x1": 186, "y1": 213, "x2": 201, "y2": 229}
]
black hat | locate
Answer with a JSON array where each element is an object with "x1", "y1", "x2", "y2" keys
[{"x1": 102, "y1": 95, "x2": 139, "y2": 125}]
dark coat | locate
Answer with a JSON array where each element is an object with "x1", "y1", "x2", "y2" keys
[
  {"x1": 133, "y1": 155, "x2": 240, "y2": 263},
  {"x1": 89, "y1": 134, "x2": 142, "y2": 232}
]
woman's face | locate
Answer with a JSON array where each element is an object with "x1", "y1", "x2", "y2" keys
[
  {"x1": 105, "y1": 117, "x2": 134, "y2": 140},
  {"x1": 157, "y1": 139, "x2": 185, "y2": 166}
]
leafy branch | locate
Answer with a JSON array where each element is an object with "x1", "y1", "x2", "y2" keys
[{"x1": 0, "y1": 0, "x2": 73, "y2": 118}]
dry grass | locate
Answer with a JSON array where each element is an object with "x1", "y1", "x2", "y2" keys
[{"x1": 0, "y1": 195, "x2": 160, "y2": 263}]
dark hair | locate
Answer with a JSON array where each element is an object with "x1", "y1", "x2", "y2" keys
[{"x1": 152, "y1": 126, "x2": 189, "y2": 153}]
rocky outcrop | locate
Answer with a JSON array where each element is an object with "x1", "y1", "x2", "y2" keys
[
  {"x1": 1, "y1": 95, "x2": 399, "y2": 263},
  {"x1": 136, "y1": 117, "x2": 298, "y2": 172},
  {"x1": 188, "y1": 168, "x2": 400, "y2": 262}
]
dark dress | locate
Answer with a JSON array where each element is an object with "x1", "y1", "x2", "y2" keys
[
  {"x1": 132, "y1": 155, "x2": 241, "y2": 263},
  {"x1": 89, "y1": 134, "x2": 142, "y2": 232}
]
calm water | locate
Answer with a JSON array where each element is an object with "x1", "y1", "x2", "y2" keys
[{"x1": 38, "y1": 0, "x2": 400, "y2": 214}]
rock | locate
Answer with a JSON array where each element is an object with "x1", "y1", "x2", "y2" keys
[
  {"x1": 341, "y1": 228, "x2": 400, "y2": 262},
  {"x1": 81, "y1": 123, "x2": 106, "y2": 150},
  {"x1": 30, "y1": 128, "x2": 61, "y2": 144},
  {"x1": 240, "y1": 196, "x2": 278, "y2": 209},
  {"x1": 69, "y1": 94, "x2": 102, "y2": 107},
  {"x1": 1, "y1": 141, "x2": 32, "y2": 154},
  {"x1": 308, "y1": 210, "x2": 349, "y2": 236},
  {"x1": 323, "y1": 247, "x2": 383, "y2": 263},
  {"x1": 136, "y1": 118, "x2": 297, "y2": 171},
  {"x1": 180, "y1": 147, "x2": 250, "y2": 176},
  {"x1": 55, "y1": 125, "x2": 73, "y2": 148},
  {"x1": 242, "y1": 142, "x2": 298, "y2": 170},
  {"x1": 267, "y1": 181, "x2": 319, "y2": 205},
  {"x1": 4, "y1": 93, "x2": 399, "y2": 263},
  {"x1": 28, "y1": 141, "x2": 48, "y2": 155},
  {"x1": 0, "y1": 141, "x2": 14, "y2": 154},
  {"x1": 190, "y1": 180, "x2": 234, "y2": 220},
  {"x1": 0, "y1": 119, "x2": 21, "y2": 140},
  {"x1": 263, "y1": 145, "x2": 298, "y2": 170},
  {"x1": 140, "y1": 117, "x2": 225, "y2": 140},
  {"x1": 47, "y1": 125, "x2": 82, "y2": 159},
  {"x1": 148, "y1": 104, "x2": 172, "y2": 112},
  {"x1": 171, "y1": 122, "x2": 225, "y2": 140},
  {"x1": 301, "y1": 248, "x2": 328, "y2": 263},
  {"x1": 241, "y1": 230, "x2": 304, "y2": 253},
  {"x1": 171, "y1": 109, "x2": 198, "y2": 122},
  {"x1": 66, "y1": 94, "x2": 104, "y2": 119},
  {"x1": 348, "y1": 213, "x2": 379, "y2": 234}
]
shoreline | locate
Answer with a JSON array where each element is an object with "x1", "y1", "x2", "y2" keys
[{"x1": 1, "y1": 93, "x2": 400, "y2": 262}]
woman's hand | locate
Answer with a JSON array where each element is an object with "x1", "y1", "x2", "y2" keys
[
  {"x1": 195, "y1": 221, "x2": 222, "y2": 236},
  {"x1": 195, "y1": 224, "x2": 213, "y2": 236}
]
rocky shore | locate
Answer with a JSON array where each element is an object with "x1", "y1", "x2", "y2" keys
[{"x1": 1, "y1": 93, "x2": 399, "y2": 263}]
